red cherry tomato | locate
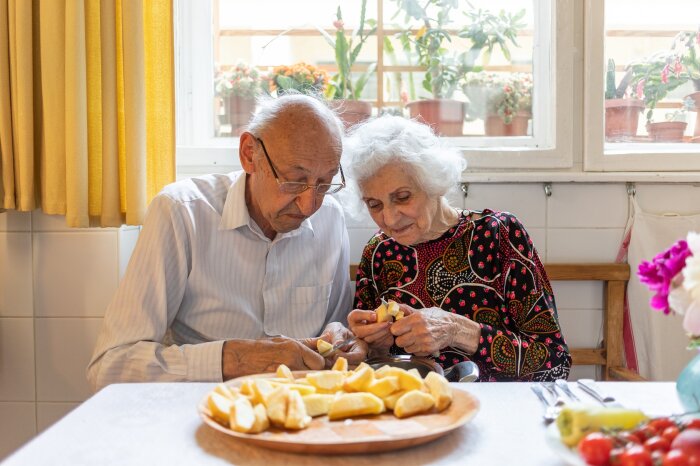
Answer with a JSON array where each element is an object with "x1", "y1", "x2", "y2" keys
[
  {"x1": 579, "y1": 432, "x2": 614, "y2": 466},
  {"x1": 671, "y1": 429, "x2": 700, "y2": 461},
  {"x1": 634, "y1": 426, "x2": 659, "y2": 443},
  {"x1": 664, "y1": 427, "x2": 682, "y2": 444},
  {"x1": 682, "y1": 420, "x2": 700, "y2": 431},
  {"x1": 645, "y1": 435, "x2": 671, "y2": 453},
  {"x1": 650, "y1": 418, "x2": 679, "y2": 432},
  {"x1": 663, "y1": 449, "x2": 691, "y2": 466},
  {"x1": 618, "y1": 432, "x2": 644, "y2": 446},
  {"x1": 619, "y1": 445, "x2": 653, "y2": 466}
]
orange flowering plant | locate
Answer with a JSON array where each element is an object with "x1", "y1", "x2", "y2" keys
[{"x1": 268, "y1": 62, "x2": 329, "y2": 96}]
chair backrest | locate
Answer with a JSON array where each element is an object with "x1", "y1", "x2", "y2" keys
[{"x1": 348, "y1": 262, "x2": 642, "y2": 381}]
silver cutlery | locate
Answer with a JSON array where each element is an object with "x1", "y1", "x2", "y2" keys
[
  {"x1": 555, "y1": 379, "x2": 581, "y2": 402},
  {"x1": 531, "y1": 385, "x2": 560, "y2": 424},
  {"x1": 542, "y1": 382, "x2": 567, "y2": 408},
  {"x1": 321, "y1": 336, "x2": 357, "y2": 357},
  {"x1": 577, "y1": 378, "x2": 622, "y2": 407}
]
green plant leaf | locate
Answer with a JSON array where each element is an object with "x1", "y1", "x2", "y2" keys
[{"x1": 352, "y1": 62, "x2": 377, "y2": 99}]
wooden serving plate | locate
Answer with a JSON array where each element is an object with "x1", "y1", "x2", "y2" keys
[{"x1": 198, "y1": 371, "x2": 480, "y2": 455}]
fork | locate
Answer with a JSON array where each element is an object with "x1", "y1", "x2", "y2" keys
[
  {"x1": 542, "y1": 382, "x2": 567, "y2": 408},
  {"x1": 530, "y1": 385, "x2": 560, "y2": 424},
  {"x1": 555, "y1": 379, "x2": 581, "y2": 402}
]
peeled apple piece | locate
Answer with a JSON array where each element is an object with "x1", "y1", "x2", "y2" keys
[
  {"x1": 375, "y1": 303, "x2": 391, "y2": 323},
  {"x1": 317, "y1": 339, "x2": 333, "y2": 356},
  {"x1": 424, "y1": 372, "x2": 453, "y2": 411},
  {"x1": 556, "y1": 404, "x2": 649, "y2": 447},
  {"x1": 394, "y1": 390, "x2": 435, "y2": 418},
  {"x1": 327, "y1": 392, "x2": 385, "y2": 420}
]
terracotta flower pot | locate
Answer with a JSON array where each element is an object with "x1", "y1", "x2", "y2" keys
[
  {"x1": 484, "y1": 111, "x2": 530, "y2": 137},
  {"x1": 328, "y1": 100, "x2": 373, "y2": 129},
  {"x1": 604, "y1": 99, "x2": 644, "y2": 142},
  {"x1": 645, "y1": 121, "x2": 687, "y2": 142},
  {"x1": 227, "y1": 96, "x2": 257, "y2": 136},
  {"x1": 406, "y1": 99, "x2": 466, "y2": 137}
]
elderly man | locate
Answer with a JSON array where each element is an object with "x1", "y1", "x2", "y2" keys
[{"x1": 87, "y1": 95, "x2": 364, "y2": 391}]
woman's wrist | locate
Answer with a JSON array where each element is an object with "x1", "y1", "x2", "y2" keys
[{"x1": 447, "y1": 313, "x2": 481, "y2": 355}]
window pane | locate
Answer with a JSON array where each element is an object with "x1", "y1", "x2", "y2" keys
[
  {"x1": 604, "y1": 1, "x2": 700, "y2": 145},
  {"x1": 211, "y1": 0, "x2": 540, "y2": 141}
]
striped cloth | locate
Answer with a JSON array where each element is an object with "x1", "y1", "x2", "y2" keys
[{"x1": 87, "y1": 171, "x2": 351, "y2": 391}]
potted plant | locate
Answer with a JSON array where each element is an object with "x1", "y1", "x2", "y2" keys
[
  {"x1": 318, "y1": 0, "x2": 377, "y2": 128},
  {"x1": 267, "y1": 62, "x2": 329, "y2": 97},
  {"x1": 393, "y1": 0, "x2": 526, "y2": 136},
  {"x1": 462, "y1": 71, "x2": 532, "y2": 136},
  {"x1": 214, "y1": 62, "x2": 263, "y2": 135},
  {"x1": 629, "y1": 50, "x2": 690, "y2": 142},
  {"x1": 672, "y1": 29, "x2": 700, "y2": 141},
  {"x1": 603, "y1": 58, "x2": 644, "y2": 142}
]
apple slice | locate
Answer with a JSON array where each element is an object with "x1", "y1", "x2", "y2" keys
[
  {"x1": 285, "y1": 390, "x2": 311, "y2": 429},
  {"x1": 302, "y1": 393, "x2": 335, "y2": 417},
  {"x1": 328, "y1": 392, "x2": 385, "y2": 420},
  {"x1": 424, "y1": 371, "x2": 453, "y2": 411},
  {"x1": 317, "y1": 339, "x2": 333, "y2": 357},
  {"x1": 207, "y1": 391, "x2": 233, "y2": 425},
  {"x1": 394, "y1": 390, "x2": 435, "y2": 418},
  {"x1": 229, "y1": 397, "x2": 256, "y2": 433}
]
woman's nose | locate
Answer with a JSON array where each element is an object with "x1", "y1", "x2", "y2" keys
[{"x1": 382, "y1": 205, "x2": 400, "y2": 227}]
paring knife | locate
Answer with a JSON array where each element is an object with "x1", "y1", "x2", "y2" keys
[{"x1": 321, "y1": 336, "x2": 357, "y2": 358}]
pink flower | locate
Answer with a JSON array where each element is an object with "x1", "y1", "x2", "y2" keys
[
  {"x1": 400, "y1": 90, "x2": 409, "y2": 105},
  {"x1": 638, "y1": 239, "x2": 691, "y2": 315},
  {"x1": 661, "y1": 64, "x2": 670, "y2": 84},
  {"x1": 636, "y1": 79, "x2": 645, "y2": 99},
  {"x1": 674, "y1": 58, "x2": 683, "y2": 77},
  {"x1": 333, "y1": 20, "x2": 344, "y2": 30}
]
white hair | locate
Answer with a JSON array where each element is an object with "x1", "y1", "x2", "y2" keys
[
  {"x1": 339, "y1": 115, "x2": 467, "y2": 219},
  {"x1": 247, "y1": 93, "x2": 343, "y2": 138}
]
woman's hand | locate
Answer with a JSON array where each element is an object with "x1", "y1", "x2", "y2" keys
[
  {"x1": 347, "y1": 309, "x2": 394, "y2": 355},
  {"x1": 305, "y1": 322, "x2": 368, "y2": 367},
  {"x1": 391, "y1": 305, "x2": 481, "y2": 356},
  {"x1": 390, "y1": 306, "x2": 453, "y2": 356}
]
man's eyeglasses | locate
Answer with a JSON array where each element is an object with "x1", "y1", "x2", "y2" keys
[{"x1": 256, "y1": 138, "x2": 345, "y2": 195}]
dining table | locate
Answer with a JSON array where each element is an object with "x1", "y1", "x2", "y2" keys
[{"x1": 2, "y1": 381, "x2": 684, "y2": 466}]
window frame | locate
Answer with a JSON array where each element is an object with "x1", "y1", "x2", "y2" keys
[{"x1": 583, "y1": 0, "x2": 700, "y2": 172}]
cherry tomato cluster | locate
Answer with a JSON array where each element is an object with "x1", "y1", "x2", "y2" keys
[{"x1": 577, "y1": 418, "x2": 700, "y2": 466}]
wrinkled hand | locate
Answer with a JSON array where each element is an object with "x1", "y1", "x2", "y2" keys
[
  {"x1": 222, "y1": 337, "x2": 325, "y2": 380},
  {"x1": 347, "y1": 308, "x2": 394, "y2": 355},
  {"x1": 390, "y1": 306, "x2": 456, "y2": 357},
  {"x1": 305, "y1": 322, "x2": 368, "y2": 367}
]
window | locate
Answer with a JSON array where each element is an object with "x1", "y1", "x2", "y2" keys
[
  {"x1": 584, "y1": 0, "x2": 700, "y2": 171},
  {"x1": 176, "y1": 0, "x2": 574, "y2": 174}
]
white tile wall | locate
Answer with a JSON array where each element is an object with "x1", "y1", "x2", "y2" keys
[
  {"x1": 0, "y1": 210, "x2": 31, "y2": 231},
  {"x1": 0, "y1": 182, "x2": 699, "y2": 459},
  {"x1": 0, "y1": 402, "x2": 36, "y2": 459},
  {"x1": 37, "y1": 402, "x2": 80, "y2": 433},
  {"x1": 547, "y1": 228, "x2": 625, "y2": 263},
  {"x1": 0, "y1": 318, "x2": 35, "y2": 401},
  {"x1": 464, "y1": 183, "x2": 547, "y2": 228},
  {"x1": 33, "y1": 232, "x2": 119, "y2": 318},
  {"x1": 547, "y1": 184, "x2": 629, "y2": 229},
  {"x1": 35, "y1": 318, "x2": 103, "y2": 402},
  {"x1": 0, "y1": 233, "x2": 33, "y2": 317}
]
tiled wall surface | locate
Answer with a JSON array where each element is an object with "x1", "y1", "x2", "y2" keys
[{"x1": 2, "y1": 182, "x2": 699, "y2": 459}]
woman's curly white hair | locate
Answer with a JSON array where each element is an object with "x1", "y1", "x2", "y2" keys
[{"x1": 339, "y1": 115, "x2": 466, "y2": 219}]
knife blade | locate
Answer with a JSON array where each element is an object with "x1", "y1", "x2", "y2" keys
[{"x1": 321, "y1": 336, "x2": 357, "y2": 358}]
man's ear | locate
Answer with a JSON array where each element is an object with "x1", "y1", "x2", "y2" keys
[{"x1": 239, "y1": 132, "x2": 257, "y2": 174}]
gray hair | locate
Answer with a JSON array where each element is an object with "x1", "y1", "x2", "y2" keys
[
  {"x1": 340, "y1": 115, "x2": 467, "y2": 218},
  {"x1": 247, "y1": 92, "x2": 344, "y2": 138}
]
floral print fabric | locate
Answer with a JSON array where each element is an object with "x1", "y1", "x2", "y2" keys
[{"x1": 354, "y1": 210, "x2": 572, "y2": 381}]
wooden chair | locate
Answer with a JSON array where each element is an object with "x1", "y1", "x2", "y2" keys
[{"x1": 348, "y1": 262, "x2": 643, "y2": 381}]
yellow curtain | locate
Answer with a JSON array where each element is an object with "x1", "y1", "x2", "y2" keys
[{"x1": 0, "y1": 0, "x2": 174, "y2": 227}]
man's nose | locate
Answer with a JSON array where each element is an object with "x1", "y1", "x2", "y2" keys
[{"x1": 295, "y1": 188, "x2": 318, "y2": 216}]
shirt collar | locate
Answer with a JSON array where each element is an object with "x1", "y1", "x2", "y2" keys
[{"x1": 219, "y1": 171, "x2": 315, "y2": 238}]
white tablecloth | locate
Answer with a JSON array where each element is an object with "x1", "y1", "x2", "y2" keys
[{"x1": 2, "y1": 382, "x2": 683, "y2": 466}]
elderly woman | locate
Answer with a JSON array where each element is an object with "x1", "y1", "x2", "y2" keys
[{"x1": 343, "y1": 116, "x2": 571, "y2": 381}]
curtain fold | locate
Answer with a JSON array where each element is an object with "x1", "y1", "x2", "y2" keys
[{"x1": 0, "y1": 0, "x2": 175, "y2": 227}]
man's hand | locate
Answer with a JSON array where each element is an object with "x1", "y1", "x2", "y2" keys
[
  {"x1": 390, "y1": 305, "x2": 481, "y2": 356},
  {"x1": 347, "y1": 308, "x2": 393, "y2": 355},
  {"x1": 222, "y1": 337, "x2": 325, "y2": 381},
  {"x1": 307, "y1": 322, "x2": 368, "y2": 367}
]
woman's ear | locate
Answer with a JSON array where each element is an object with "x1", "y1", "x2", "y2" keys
[{"x1": 239, "y1": 132, "x2": 258, "y2": 174}]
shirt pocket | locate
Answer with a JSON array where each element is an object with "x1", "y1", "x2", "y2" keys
[{"x1": 265, "y1": 281, "x2": 333, "y2": 339}]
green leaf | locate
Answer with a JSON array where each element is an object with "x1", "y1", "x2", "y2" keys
[{"x1": 352, "y1": 62, "x2": 377, "y2": 99}]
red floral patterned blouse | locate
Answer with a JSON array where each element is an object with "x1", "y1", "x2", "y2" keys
[{"x1": 354, "y1": 209, "x2": 572, "y2": 381}]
